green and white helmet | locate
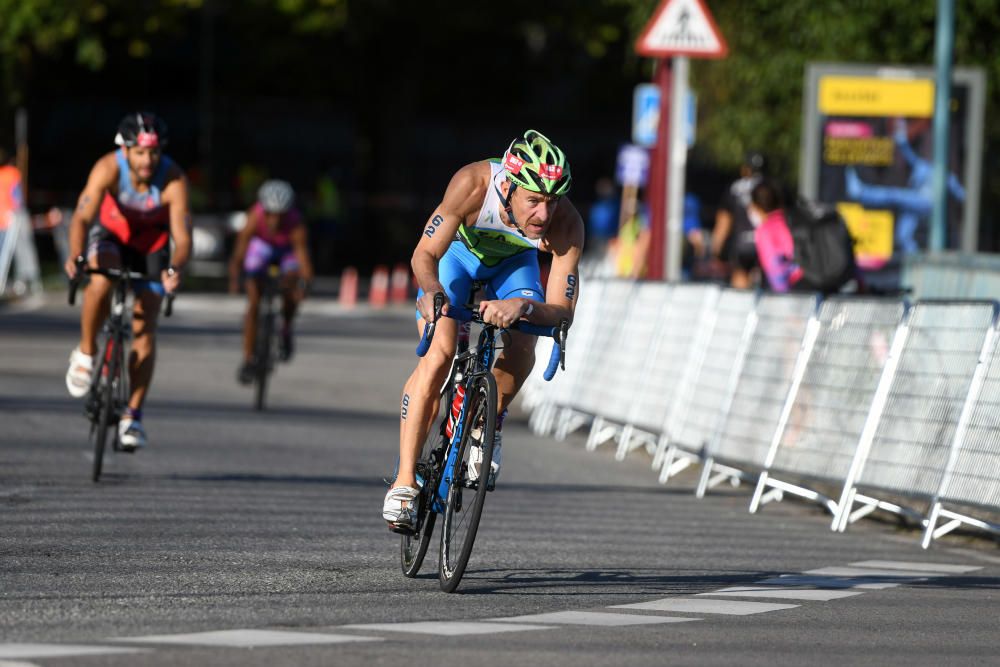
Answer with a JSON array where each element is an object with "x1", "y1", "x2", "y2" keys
[{"x1": 502, "y1": 129, "x2": 572, "y2": 196}]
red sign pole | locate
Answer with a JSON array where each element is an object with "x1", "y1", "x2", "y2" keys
[{"x1": 645, "y1": 59, "x2": 672, "y2": 280}]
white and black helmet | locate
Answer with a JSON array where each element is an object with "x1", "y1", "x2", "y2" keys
[
  {"x1": 258, "y1": 179, "x2": 295, "y2": 214},
  {"x1": 115, "y1": 112, "x2": 168, "y2": 148}
]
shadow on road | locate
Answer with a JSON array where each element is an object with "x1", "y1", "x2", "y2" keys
[
  {"x1": 1, "y1": 395, "x2": 396, "y2": 424},
  {"x1": 452, "y1": 567, "x2": 1000, "y2": 596}
]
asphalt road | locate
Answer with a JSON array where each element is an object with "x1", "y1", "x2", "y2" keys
[{"x1": 1, "y1": 294, "x2": 998, "y2": 666}]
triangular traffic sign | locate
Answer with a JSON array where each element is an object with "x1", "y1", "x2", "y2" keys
[{"x1": 636, "y1": 0, "x2": 728, "y2": 58}]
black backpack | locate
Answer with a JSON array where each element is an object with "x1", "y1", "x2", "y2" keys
[{"x1": 785, "y1": 201, "x2": 858, "y2": 294}]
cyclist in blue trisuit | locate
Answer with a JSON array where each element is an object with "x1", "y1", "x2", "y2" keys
[{"x1": 383, "y1": 130, "x2": 585, "y2": 532}]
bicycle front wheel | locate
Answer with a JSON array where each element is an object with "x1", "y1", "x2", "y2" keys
[
  {"x1": 439, "y1": 372, "x2": 497, "y2": 593},
  {"x1": 90, "y1": 340, "x2": 118, "y2": 482},
  {"x1": 254, "y1": 309, "x2": 274, "y2": 411}
]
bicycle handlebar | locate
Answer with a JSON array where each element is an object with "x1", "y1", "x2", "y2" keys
[
  {"x1": 416, "y1": 292, "x2": 568, "y2": 381},
  {"x1": 68, "y1": 258, "x2": 175, "y2": 317}
]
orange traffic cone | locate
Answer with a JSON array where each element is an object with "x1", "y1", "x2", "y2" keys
[
  {"x1": 390, "y1": 263, "x2": 410, "y2": 304},
  {"x1": 339, "y1": 266, "x2": 358, "y2": 309},
  {"x1": 370, "y1": 265, "x2": 389, "y2": 308}
]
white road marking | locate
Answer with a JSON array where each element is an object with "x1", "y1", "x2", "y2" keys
[
  {"x1": 489, "y1": 611, "x2": 698, "y2": 626},
  {"x1": 340, "y1": 621, "x2": 552, "y2": 636},
  {"x1": 113, "y1": 629, "x2": 381, "y2": 647},
  {"x1": 849, "y1": 560, "x2": 981, "y2": 574},
  {"x1": 804, "y1": 566, "x2": 930, "y2": 579},
  {"x1": 0, "y1": 645, "x2": 146, "y2": 659},
  {"x1": 698, "y1": 587, "x2": 863, "y2": 601},
  {"x1": 610, "y1": 598, "x2": 798, "y2": 615},
  {"x1": 756, "y1": 574, "x2": 900, "y2": 589}
]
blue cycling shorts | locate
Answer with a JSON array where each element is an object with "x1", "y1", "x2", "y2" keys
[{"x1": 416, "y1": 241, "x2": 544, "y2": 319}]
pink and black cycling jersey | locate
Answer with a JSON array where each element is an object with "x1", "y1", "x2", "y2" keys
[
  {"x1": 97, "y1": 149, "x2": 175, "y2": 254},
  {"x1": 242, "y1": 203, "x2": 303, "y2": 275}
]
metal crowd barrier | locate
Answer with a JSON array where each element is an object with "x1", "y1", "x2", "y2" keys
[
  {"x1": 518, "y1": 278, "x2": 1000, "y2": 548},
  {"x1": 618, "y1": 284, "x2": 721, "y2": 462},
  {"x1": 833, "y1": 301, "x2": 999, "y2": 531},
  {"x1": 750, "y1": 297, "x2": 907, "y2": 516},
  {"x1": 552, "y1": 280, "x2": 635, "y2": 441},
  {"x1": 924, "y1": 316, "x2": 1000, "y2": 546},
  {"x1": 584, "y1": 282, "x2": 673, "y2": 452},
  {"x1": 697, "y1": 293, "x2": 819, "y2": 497},
  {"x1": 657, "y1": 289, "x2": 758, "y2": 485},
  {"x1": 524, "y1": 276, "x2": 605, "y2": 437}
]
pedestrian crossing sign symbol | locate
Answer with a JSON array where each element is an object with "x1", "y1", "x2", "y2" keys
[{"x1": 636, "y1": 0, "x2": 728, "y2": 58}]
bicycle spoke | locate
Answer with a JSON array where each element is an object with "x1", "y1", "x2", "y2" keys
[{"x1": 439, "y1": 373, "x2": 497, "y2": 592}]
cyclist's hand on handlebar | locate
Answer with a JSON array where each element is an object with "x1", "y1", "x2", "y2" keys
[
  {"x1": 417, "y1": 290, "x2": 448, "y2": 322},
  {"x1": 478, "y1": 298, "x2": 528, "y2": 329},
  {"x1": 65, "y1": 255, "x2": 85, "y2": 281},
  {"x1": 161, "y1": 267, "x2": 182, "y2": 294}
]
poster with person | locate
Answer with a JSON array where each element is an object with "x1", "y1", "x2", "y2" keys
[{"x1": 799, "y1": 63, "x2": 985, "y2": 286}]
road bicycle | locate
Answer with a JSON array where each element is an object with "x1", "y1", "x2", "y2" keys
[
  {"x1": 69, "y1": 261, "x2": 174, "y2": 482},
  {"x1": 250, "y1": 263, "x2": 282, "y2": 411},
  {"x1": 399, "y1": 292, "x2": 568, "y2": 592}
]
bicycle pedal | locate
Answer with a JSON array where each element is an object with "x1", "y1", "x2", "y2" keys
[{"x1": 388, "y1": 522, "x2": 417, "y2": 536}]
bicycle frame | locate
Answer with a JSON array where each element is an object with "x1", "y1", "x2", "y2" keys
[
  {"x1": 432, "y1": 324, "x2": 499, "y2": 513},
  {"x1": 68, "y1": 260, "x2": 175, "y2": 480},
  {"x1": 417, "y1": 295, "x2": 567, "y2": 513}
]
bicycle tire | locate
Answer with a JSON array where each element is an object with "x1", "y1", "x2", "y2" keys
[
  {"x1": 90, "y1": 338, "x2": 118, "y2": 482},
  {"x1": 439, "y1": 372, "x2": 497, "y2": 592},
  {"x1": 254, "y1": 308, "x2": 274, "y2": 411},
  {"x1": 401, "y1": 504, "x2": 437, "y2": 577},
  {"x1": 400, "y1": 421, "x2": 452, "y2": 576}
]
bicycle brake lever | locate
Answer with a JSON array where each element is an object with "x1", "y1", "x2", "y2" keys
[{"x1": 558, "y1": 319, "x2": 569, "y2": 370}]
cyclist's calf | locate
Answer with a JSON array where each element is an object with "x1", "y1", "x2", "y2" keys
[{"x1": 493, "y1": 330, "x2": 536, "y2": 413}]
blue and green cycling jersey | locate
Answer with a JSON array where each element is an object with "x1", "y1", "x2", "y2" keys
[{"x1": 455, "y1": 159, "x2": 543, "y2": 268}]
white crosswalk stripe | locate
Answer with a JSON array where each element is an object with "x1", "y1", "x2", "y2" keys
[
  {"x1": 490, "y1": 611, "x2": 697, "y2": 626},
  {"x1": 113, "y1": 629, "x2": 382, "y2": 647},
  {"x1": 0, "y1": 645, "x2": 147, "y2": 659},
  {"x1": 804, "y1": 566, "x2": 931, "y2": 578},
  {"x1": 610, "y1": 598, "x2": 799, "y2": 615},
  {"x1": 849, "y1": 560, "x2": 982, "y2": 574},
  {"x1": 339, "y1": 621, "x2": 553, "y2": 636},
  {"x1": 755, "y1": 574, "x2": 901, "y2": 589},
  {"x1": 697, "y1": 587, "x2": 864, "y2": 601}
]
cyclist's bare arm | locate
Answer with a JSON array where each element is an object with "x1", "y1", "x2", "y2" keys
[
  {"x1": 159, "y1": 168, "x2": 191, "y2": 293},
  {"x1": 532, "y1": 199, "x2": 585, "y2": 324},
  {"x1": 228, "y1": 208, "x2": 258, "y2": 290},
  {"x1": 161, "y1": 168, "x2": 191, "y2": 270},
  {"x1": 65, "y1": 154, "x2": 116, "y2": 278},
  {"x1": 411, "y1": 161, "x2": 490, "y2": 320},
  {"x1": 289, "y1": 224, "x2": 314, "y2": 283}
]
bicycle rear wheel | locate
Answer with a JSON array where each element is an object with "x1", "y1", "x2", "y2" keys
[
  {"x1": 401, "y1": 499, "x2": 437, "y2": 577},
  {"x1": 401, "y1": 424, "x2": 451, "y2": 577},
  {"x1": 439, "y1": 372, "x2": 497, "y2": 592},
  {"x1": 254, "y1": 308, "x2": 274, "y2": 411},
  {"x1": 90, "y1": 339, "x2": 118, "y2": 482}
]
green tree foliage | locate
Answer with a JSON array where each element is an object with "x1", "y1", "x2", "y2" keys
[
  {"x1": 618, "y1": 0, "x2": 1000, "y2": 184},
  {"x1": 0, "y1": 0, "x2": 349, "y2": 106},
  {"x1": 0, "y1": 0, "x2": 203, "y2": 105}
]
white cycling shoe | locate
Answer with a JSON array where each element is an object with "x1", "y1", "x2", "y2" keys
[
  {"x1": 119, "y1": 418, "x2": 148, "y2": 451},
  {"x1": 383, "y1": 485, "x2": 419, "y2": 533},
  {"x1": 65, "y1": 347, "x2": 94, "y2": 398},
  {"x1": 468, "y1": 431, "x2": 502, "y2": 488}
]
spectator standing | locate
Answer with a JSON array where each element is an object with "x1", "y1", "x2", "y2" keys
[{"x1": 711, "y1": 151, "x2": 766, "y2": 289}]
